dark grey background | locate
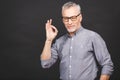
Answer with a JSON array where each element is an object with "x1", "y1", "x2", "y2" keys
[{"x1": 0, "y1": 0, "x2": 120, "y2": 80}]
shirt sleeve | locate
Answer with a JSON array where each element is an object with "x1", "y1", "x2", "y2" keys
[
  {"x1": 92, "y1": 33, "x2": 114, "y2": 75},
  {"x1": 41, "y1": 41, "x2": 58, "y2": 68}
]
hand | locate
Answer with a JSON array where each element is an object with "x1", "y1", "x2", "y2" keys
[
  {"x1": 45, "y1": 19, "x2": 58, "y2": 41},
  {"x1": 100, "y1": 75, "x2": 110, "y2": 80}
]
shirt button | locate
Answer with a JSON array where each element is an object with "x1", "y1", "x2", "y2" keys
[
  {"x1": 70, "y1": 46, "x2": 72, "y2": 49},
  {"x1": 69, "y1": 75, "x2": 71, "y2": 78},
  {"x1": 70, "y1": 56, "x2": 72, "y2": 58},
  {"x1": 69, "y1": 65, "x2": 71, "y2": 68}
]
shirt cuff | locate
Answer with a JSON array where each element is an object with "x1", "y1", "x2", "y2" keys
[
  {"x1": 41, "y1": 59, "x2": 51, "y2": 68},
  {"x1": 101, "y1": 66, "x2": 114, "y2": 75}
]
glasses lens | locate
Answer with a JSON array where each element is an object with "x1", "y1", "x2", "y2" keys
[
  {"x1": 71, "y1": 16, "x2": 77, "y2": 21},
  {"x1": 63, "y1": 17, "x2": 69, "y2": 22},
  {"x1": 62, "y1": 13, "x2": 80, "y2": 22}
]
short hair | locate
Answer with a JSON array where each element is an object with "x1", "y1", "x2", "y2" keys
[{"x1": 62, "y1": 1, "x2": 81, "y2": 13}]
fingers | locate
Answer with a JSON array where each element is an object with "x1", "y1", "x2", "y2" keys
[
  {"x1": 46, "y1": 19, "x2": 52, "y2": 25},
  {"x1": 51, "y1": 26, "x2": 58, "y2": 33},
  {"x1": 46, "y1": 19, "x2": 52, "y2": 28},
  {"x1": 46, "y1": 19, "x2": 53, "y2": 28},
  {"x1": 49, "y1": 19, "x2": 52, "y2": 25},
  {"x1": 46, "y1": 19, "x2": 51, "y2": 29},
  {"x1": 45, "y1": 19, "x2": 58, "y2": 33}
]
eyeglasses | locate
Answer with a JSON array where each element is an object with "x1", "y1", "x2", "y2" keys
[{"x1": 62, "y1": 13, "x2": 80, "y2": 22}]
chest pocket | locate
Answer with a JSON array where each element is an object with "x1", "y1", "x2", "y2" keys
[{"x1": 74, "y1": 40, "x2": 94, "y2": 59}]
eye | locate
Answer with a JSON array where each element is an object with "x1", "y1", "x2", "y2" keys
[
  {"x1": 64, "y1": 17, "x2": 69, "y2": 20},
  {"x1": 71, "y1": 16, "x2": 76, "y2": 19},
  {"x1": 63, "y1": 17, "x2": 69, "y2": 21},
  {"x1": 71, "y1": 16, "x2": 77, "y2": 20}
]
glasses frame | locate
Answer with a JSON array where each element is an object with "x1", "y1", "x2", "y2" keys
[{"x1": 62, "y1": 13, "x2": 81, "y2": 22}]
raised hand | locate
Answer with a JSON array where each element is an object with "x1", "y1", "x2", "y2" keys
[{"x1": 45, "y1": 19, "x2": 58, "y2": 41}]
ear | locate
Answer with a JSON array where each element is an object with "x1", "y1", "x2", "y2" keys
[{"x1": 79, "y1": 14, "x2": 82, "y2": 22}]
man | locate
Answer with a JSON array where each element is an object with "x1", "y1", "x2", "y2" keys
[{"x1": 40, "y1": 1, "x2": 114, "y2": 80}]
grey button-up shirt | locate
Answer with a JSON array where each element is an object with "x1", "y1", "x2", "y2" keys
[{"x1": 41, "y1": 26, "x2": 114, "y2": 80}]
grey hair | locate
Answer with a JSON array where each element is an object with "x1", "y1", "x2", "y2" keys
[{"x1": 62, "y1": 1, "x2": 81, "y2": 13}]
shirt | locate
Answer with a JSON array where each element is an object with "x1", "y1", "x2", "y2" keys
[{"x1": 41, "y1": 26, "x2": 114, "y2": 80}]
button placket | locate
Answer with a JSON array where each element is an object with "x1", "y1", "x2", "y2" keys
[{"x1": 69, "y1": 37, "x2": 73, "y2": 80}]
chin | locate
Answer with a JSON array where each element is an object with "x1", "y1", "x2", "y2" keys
[{"x1": 67, "y1": 29, "x2": 76, "y2": 33}]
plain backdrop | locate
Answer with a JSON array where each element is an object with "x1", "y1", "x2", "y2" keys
[{"x1": 0, "y1": 0, "x2": 120, "y2": 80}]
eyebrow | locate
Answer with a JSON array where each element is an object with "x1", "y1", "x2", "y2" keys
[{"x1": 62, "y1": 13, "x2": 80, "y2": 18}]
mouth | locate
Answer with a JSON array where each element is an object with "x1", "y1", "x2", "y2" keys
[{"x1": 67, "y1": 26, "x2": 74, "y2": 29}]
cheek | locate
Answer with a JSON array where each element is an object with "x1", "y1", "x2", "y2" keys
[
  {"x1": 63, "y1": 22, "x2": 69, "y2": 27},
  {"x1": 62, "y1": 22, "x2": 65, "y2": 26},
  {"x1": 74, "y1": 21, "x2": 80, "y2": 26},
  {"x1": 76, "y1": 18, "x2": 82, "y2": 25},
  {"x1": 79, "y1": 16, "x2": 82, "y2": 22},
  {"x1": 63, "y1": 21, "x2": 67, "y2": 25},
  {"x1": 63, "y1": 24, "x2": 68, "y2": 29}
]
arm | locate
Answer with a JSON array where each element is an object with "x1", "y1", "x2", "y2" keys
[
  {"x1": 41, "y1": 40, "x2": 53, "y2": 60},
  {"x1": 41, "y1": 19, "x2": 58, "y2": 60},
  {"x1": 100, "y1": 75, "x2": 110, "y2": 80},
  {"x1": 92, "y1": 33, "x2": 114, "y2": 80},
  {"x1": 40, "y1": 19, "x2": 58, "y2": 68}
]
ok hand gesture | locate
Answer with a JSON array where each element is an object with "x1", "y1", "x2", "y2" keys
[{"x1": 45, "y1": 19, "x2": 58, "y2": 41}]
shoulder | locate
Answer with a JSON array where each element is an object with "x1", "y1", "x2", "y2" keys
[
  {"x1": 52, "y1": 34, "x2": 67, "y2": 50},
  {"x1": 83, "y1": 28, "x2": 102, "y2": 38},
  {"x1": 55, "y1": 34, "x2": 67, "y2": 46},
  {"x1": 83, "y1": 28, "x2": 105, "y2": 44},
  {"x1": 54, "y1": 34, "x2": 67, "y2": 44}
]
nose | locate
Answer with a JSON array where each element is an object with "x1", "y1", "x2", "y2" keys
[{"x1": 68, "y1": 19, "x2": 72, "y2": 24}]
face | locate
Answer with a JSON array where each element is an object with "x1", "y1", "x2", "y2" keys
[{"x1": 62, "y1": 7, "x2": 82, "y2": 35}]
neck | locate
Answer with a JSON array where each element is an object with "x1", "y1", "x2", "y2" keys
[{"x1": 69, "y1": 32, "x2": 75, "y2": 36}]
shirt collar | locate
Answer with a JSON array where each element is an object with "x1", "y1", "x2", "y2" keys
[{"x1": 66, "y1": 26, "x2": 84, "y2": 37}]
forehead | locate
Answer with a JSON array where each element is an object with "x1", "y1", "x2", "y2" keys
[{"x1": 62, "y1": 7, "x2": 79, "y2": 17}]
